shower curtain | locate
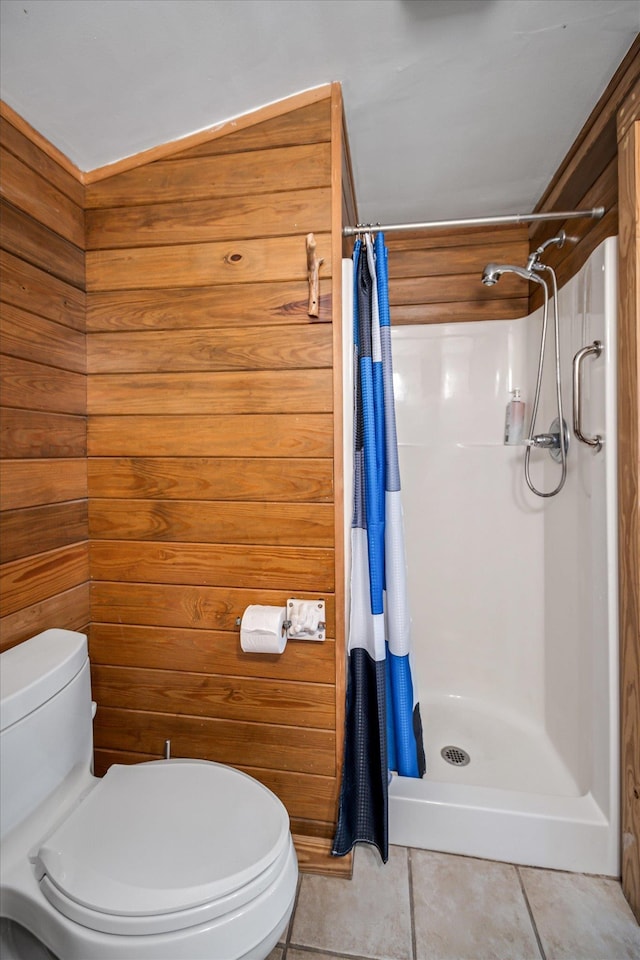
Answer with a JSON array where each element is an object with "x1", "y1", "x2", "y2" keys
[{"x1": 332, "y1": 232, "x2": 425, "y2": 864}]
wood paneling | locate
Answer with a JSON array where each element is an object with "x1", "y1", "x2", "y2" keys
[
  {"x1": 1, "y1": 354, "x2": 85, "y2": 415},
  {"x1": 85, "y1": 142, "x2": 331, "y2": 208},
  {"x1": 2, "y1": 89, "x2": 347, "y2": 870},
  {"x1": 385, "y1": 225, "x2": 530, "y2": 325},
  {"x1": 0, "y1": 116, "x2": 84, "y2": 205},
  {"x1": 86, "y1": 234, "x2": 332, "y2": 291},
  {"x1": 0, "y1": 542, "x2": 89, "y2": 618},
  {"x1": 88, "y1": 413, "x2": 334, "y2": 457},
  {"x1": 0, "y1": 146, "x2": 84, "y2": 247},
  {"x1": 89, "y1": 499, "x2": 334, "y2": 546},
  {"x1": 93, "y1": 706, "x2": 336, "y2": 776},
  {"x1": 529, "y1": 157, "x2": 619, "y2": 312},
  {"x1": 0, "y1": 200, "x2": 85, "y2": 288},
  {"x1": 90, "y1": 541, "x2": 334, "y2": 591},
  {"x1": 0, "y1": 112, "x2": 88, "y2": 651},
  {"x1": 0, "y1": 249, "x2": 86, "y2": 331},
  {"x1": 86, "y1": 280, "x2": 332, "y2": 331},
  {"x1": 331, "y1": 86, "x2": 348, "y2": 784},
  {"x1": 85, "y1": 90, "x2": 345, "y2": 858},
  {"x1": 340, "y1": 108, "x2": 358, "y2": 256},
  {"x1": 0, "y1": 583, "x2": 89, "y2": 653},
  {"x1": 0, "y1": 458, "x2": 87, "y2": 510},
  {"x1": 169, "y1": 99, "x2": 332, "y2": 160},
  {"x1": 87, "y1": 457, "x2": 333, "y2": 502},
  {"x1": 292, "y1": 833, "x2": 352, "y2": 879},
  {"x1": 89, "y1": 623, "x2": 335, "y2": 683},
  {"x1": 388, "y1": 271, "x2": 527, "y2": 305},
  {"x1": 0, "y1": 100, "x2": 84, "y2": 187},
  {"x1": 243, "y1": 766, "x2": 338, "y2": 826},
  {"x1": 618, "y1": 113, "x2": 640, "y2": 920},
  {"x1": 391, "y1": 298, "x2": 529, "y2": 325},
  {"x1": 1, "y1": 501, "x2": 88, "y2": 562},
  {"x1": 387, "y1": 240, "x2": 528, "y2": 279},
  {"x1": 86, "y1": 187, "x2": 332, "y2": 249},
  {"x1": 83, "y1": 86, "x2": 333, "y2": 183},
  {"x1": 87, "y1": 369, "x2": 332, "y2": 415},
  {"x1": 90, "y1": 582, "x2": 336, "y2": 634},
  {"x1": 87, "y1": 323, "x2": 332, "y2": 373},
  {"x1": 1, "y1": 410, "x2": 86, "y2": 459},
  {"x1": 1, "y1": 302, "x2": 86, "y2": 373},
  {"x1": 91, "y1": 664, "x2": 335, "y2": 728}
]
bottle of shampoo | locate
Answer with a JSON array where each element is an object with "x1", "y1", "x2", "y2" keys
[{"x1": 504, "y1": 389, "x2": 525, "y2": 445}]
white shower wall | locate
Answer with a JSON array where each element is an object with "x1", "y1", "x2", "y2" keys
[
  {"x1": 537, "y1": 240, "x2": 618, "y2": 813},
  {"x1": 391, "y1": 312, "x2": 546, "y2": 729},
  {"x1": 385, "y1": 237, "x2": 618, "y2": 874}
]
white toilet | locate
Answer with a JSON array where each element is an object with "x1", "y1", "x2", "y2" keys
[{"x1": 0, "y1": 629, "x2": 298, "y2": 960}]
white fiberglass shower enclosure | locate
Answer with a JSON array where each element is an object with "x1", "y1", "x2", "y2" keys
[{"x1": 344, "y1": 237, "x2": 619, "y2": 876}]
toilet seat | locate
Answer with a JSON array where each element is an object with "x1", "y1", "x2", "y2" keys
[{"x1": 33, "y1": 760, "x2": 291, "y2": 937}]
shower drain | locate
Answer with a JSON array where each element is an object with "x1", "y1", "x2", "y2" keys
[{"x1": 441, "y1": 745, "x2": 470, "y2": 767}]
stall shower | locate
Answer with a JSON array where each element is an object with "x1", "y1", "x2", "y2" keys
[{"x1": 362, "y1": 237, "x2": 618, "y2": 875}]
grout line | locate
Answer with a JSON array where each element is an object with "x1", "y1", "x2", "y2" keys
[
  {"x1": 408, "y1": 847, "x2": 418, "y2": 960},
  {"x1": 516, "y1": 865, "x2": 548, "y2": 960}
]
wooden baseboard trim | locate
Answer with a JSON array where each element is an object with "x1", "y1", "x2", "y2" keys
[{"x1": 292, "y1": 833, "x2": 353, "y2": 879}]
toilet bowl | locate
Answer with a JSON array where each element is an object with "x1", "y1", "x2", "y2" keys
[{"x1": 0, "y1": 629, "x2": 298, "y2": 959}]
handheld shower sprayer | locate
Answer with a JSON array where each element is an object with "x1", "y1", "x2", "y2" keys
[
  {"x1": 480, "y1": 254, "x2": 568, "y2": 498},
  {"x1": 481, "y1": 263, "x2": 546, "y2": 288}
]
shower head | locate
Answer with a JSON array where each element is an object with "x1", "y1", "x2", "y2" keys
[{"x1": 481, "y1": 263, "x2": 546, "y2": 287}]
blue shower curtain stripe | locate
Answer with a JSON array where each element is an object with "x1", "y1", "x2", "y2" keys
[{"x1": 333, "y1": 233, "x2": 425, "y2": 864}]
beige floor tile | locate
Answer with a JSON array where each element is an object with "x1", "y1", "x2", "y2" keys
[
  {"x1": 266, "y1": 950, "x2": 283, "y2": 960},
  {"x1": 520, "y1": 866, "x2": 640, "y2": 959},
  {"x1": 411, "y1": 850, "x2": 541, "y2": 960},
  {"x1": 290, "y1": 844, "x2": 413, "y2": 959}
]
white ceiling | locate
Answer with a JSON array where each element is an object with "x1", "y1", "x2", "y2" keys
[{"x1": 1, "y1": 0, "x2": 638, "y2": 225}]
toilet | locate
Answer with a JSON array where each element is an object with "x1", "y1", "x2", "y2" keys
[{"x1": 0, "y1": 629, "x2": 298, "y2": 960}]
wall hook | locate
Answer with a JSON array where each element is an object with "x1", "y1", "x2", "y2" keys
[{"x1": 306, "y1": 233, "x2": 324, "y2": 318}]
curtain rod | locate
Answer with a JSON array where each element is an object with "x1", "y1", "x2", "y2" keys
[{"x1": 342, "y1": 206, "x2": 605, "y2": 237}]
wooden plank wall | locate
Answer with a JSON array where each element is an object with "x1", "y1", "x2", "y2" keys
[
  {"x1": 0, "y1": 114, "x2": 89, "y2": 650},
  {"x1": 84, "y1": 90, "x2": 346, "y2": 867},
  {"x1": 385, "y1": 224, "x2": 530, "y2": 323},
  {"x1": 617, "y1": 110, "x2": 640, "y2": 920}
]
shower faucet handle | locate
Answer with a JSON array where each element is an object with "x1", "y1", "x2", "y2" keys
[{"x1": 525, "y1": 432, "x2": 560, "y2": 449}]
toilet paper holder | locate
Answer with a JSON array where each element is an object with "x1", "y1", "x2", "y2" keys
[{"x1": 235, "y1": 599, "x2": 326, "y2": 641}]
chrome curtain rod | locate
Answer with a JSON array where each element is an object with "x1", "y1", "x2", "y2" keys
[{"x1": 342, "y1": 207, "x2": 605, "y2": 237}]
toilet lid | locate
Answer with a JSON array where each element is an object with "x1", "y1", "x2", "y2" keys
[{"x1": 35, "y1": 760, "x2": 290, "y2": 918}]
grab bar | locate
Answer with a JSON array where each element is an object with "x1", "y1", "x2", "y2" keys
[{"x1": 572, "y1": 340, "x2": 603, "y2": 452}]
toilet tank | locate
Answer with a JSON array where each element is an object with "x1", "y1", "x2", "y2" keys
[{"x1": 0, "y1": 630, "x2": 94, "y2": 840}]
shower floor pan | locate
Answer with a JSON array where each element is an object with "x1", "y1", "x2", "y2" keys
[
  {"x1": 419, "y1": 695, "x2": 580, "y2": 796},
  {"x1": 389, "y1": 696, "x2": 618, "y2": 876}
]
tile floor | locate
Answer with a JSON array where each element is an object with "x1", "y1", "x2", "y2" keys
[{"x1": 269, "y1": 845, "x2": 640, "y2": 960}]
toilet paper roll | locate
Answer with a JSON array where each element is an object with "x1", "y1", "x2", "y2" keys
[{"x1": 240, "y1": 605, "x2": 287, "y2": 654}]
